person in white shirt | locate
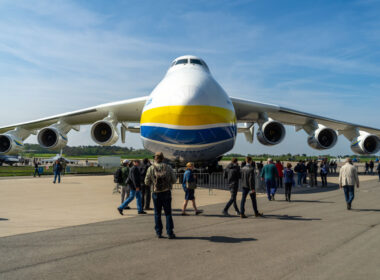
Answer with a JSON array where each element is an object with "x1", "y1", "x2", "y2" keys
[{"x1": 339, "y1": 158, "x2": 360, "y2": 210}]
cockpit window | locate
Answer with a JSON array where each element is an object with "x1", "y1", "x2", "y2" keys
[
  {"x1": 190, "y1": 59, "x2": 202, "y2": 65},
  {"x1": 175, "y1": 59, "x2": 188, "y2": 65}
]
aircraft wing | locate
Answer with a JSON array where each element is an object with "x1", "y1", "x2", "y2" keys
[
  {"x1": 0, "y1": 96, "x2": 148, "y2": 134},
  {"x1": 231, "y1": 97, "x2": 380, "y2": 136}
]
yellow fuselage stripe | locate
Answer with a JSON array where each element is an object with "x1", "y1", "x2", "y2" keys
[{"x1": 141, "y1": 105, "x2": 236, "y2": 126}]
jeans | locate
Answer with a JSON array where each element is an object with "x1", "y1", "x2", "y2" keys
[
  {"x1": 141, "y1": 184, "x2": 151, "y2": 209},
  {"x1": 53, "y1": 172, "x2": 61, "y2": 183},
  {"x1": 240, "y1": 188, "x2": 258, "y2": 215},
  {"x1": 297, "y1": 173, "x2": 303, "y2": 186},
  {"x1": 34, "y1": 168, "x2": 40, "y2": 177},
  {"x1": 320, "y1": 173, "x2": 327, "y2": 187},
  {"x1": 265, "y1": 179, "x2": 277, "y2": 200},
  {"x1": 152, "y1": 191, "x2": 174, "y2": 236},
  {"x1": 118, "y1": 189, "x2": 142, "y2": 212},
  {"x1": 285, "y1": 182, "x2": 292, "y2": 200},
  {"x1": 343, "y1": 185, "x2": 355, "y2": 204},
  {"x1": 224, "y1": 186, "x2": 240, "y2": 213}
]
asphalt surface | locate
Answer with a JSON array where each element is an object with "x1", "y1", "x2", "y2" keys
[{"x1": 1, "y1": 179, "x2": 380, "y2": 280}]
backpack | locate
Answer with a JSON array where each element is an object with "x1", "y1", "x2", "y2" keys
[
  {"x1": 114, "y1": 168, "x2": 123, "y2": 184},
  {"x1": 153, "y1": 165, "x2": 169, "y2": 192}
]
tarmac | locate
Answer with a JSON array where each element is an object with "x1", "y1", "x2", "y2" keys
[{"x1": 0, "y1": 174, "x2": 379, "y2": 279}]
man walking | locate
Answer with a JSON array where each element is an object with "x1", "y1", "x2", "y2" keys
[
  {"x1": 117, "y1": 160, "x2": 146, "y2": 215},
  {"x1": 240, "y1": 157, "x2": 263, "y2": 218},
  {"x1": 33, "y1": 159, "x2": 40, "y2": 177},
  {"x1": 53, "y1": 160, "x2": 62, "y2": 184},
  {"x1": 145, "y1": 152, "x2": 177, "y2": 239},
  {"x1": 339, "y1": 158, "x2": 360, "y2": 210},
  {"x1": 222, "y1": 158, "x2": 241, "y2": 216},
  {"x1": 261, "y1": 158, "x2": 279, "y2": 201},
  {"x1": 140, "y1": 158, "x2": 152, "y2": 210}
]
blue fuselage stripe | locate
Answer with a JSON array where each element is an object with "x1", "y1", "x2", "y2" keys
[{"x1": 140, "y1": 125, "x2": 237, "y2": 145}]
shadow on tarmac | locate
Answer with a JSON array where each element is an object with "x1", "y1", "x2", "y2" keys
[
  {"x1": 352, "y1": 209, "x2": 380, "y2": 212},
  {"x1": 262, "y1": 214, "x2": 321, "y2": 221},
  {"x1": 0, "y1": 218, "x2": 9, "y2": 221},
  {"x1": 284, "y1": 200, "x2": 334, "y2": 204},
  {"x1": 175, "y1": 235, "x2": 257, "y2": 243}
]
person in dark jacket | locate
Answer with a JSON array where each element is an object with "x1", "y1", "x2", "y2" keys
[
  {"x1": 117, "y1": 160, "x2": 145, "y2": 215},
  {"x1": 33, "y1": 159, "x2": 40, "y2": 177},
  {"x1": 283, "y1": 163, "x2": 295, "y2": 202},
  {"x1": 240, "y1": 157, "x2": 263, "y2": 218},
  {"x1": 369, "y1": 160, "x2": 374, "y2": 175},
  {"x1": 313, "y1": 159, "x2": 319, "y2": 186},
  {"x1": 53, "y1": 160, "x2": 62, "y2": 184},
  {"x1": 140, "y1": 158, "x2": 152, "y2": 210},
  {"x1": 222, "y1": 158, "x2": 241, "y2": 216}
]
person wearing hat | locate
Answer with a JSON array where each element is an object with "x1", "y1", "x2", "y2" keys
[
  {"x1": 339, "y1": 158, "x2": 360, "y2": 210},
  {"x1": 181, "y1": 162, "x2": 203, "y2": 216},
  {"x1": 145, "y1": 152, "x2": 177, "y2": 239},
  {"x1": 120, "y1": 159, "x2": 131, "y2": 206}
]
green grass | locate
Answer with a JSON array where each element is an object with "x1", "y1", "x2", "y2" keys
[{"x1": 0, "y1": 166, "x2": 116, "y2": 177}]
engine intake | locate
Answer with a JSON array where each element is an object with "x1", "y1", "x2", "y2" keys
[
  {"x1": 91, "y1": 120, "x2": 119, "y2": 146},
  {"x1": 0, "y1": 134, "x2": 24, "y2": 155},
  {"x1": 351, "y1": 133, "x2": 380, "y2": 155},
  {"x1": 37, "y1": 127, "x2": 68, "y2": 150},
  {"x1": 307, "y1": 127, "x2": 337, "y2": 150},
  {"x1": 257, "y1": 120, "x2": 286, "y2": 146}
]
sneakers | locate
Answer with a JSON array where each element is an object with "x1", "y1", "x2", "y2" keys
[
  {"x1": 240, "y1": 214, "x2": 248, "y2": 219},
  {"x1": 271, "y1": 195, "x2": 275, "y2": 201},
  {"x1": 156, "y1": 234, "x2": 163, "y2": 239},
  {"x1": 255, "y1": 212, "x2": 264, "y2": 217},
  {"x1": 347, "y1": 203, "x2": 352, "y2": 210},
  {"x1": 168, "y1": 233, "x2": 176, "y2": 239},
  {"x1": 138, "y1": 211, "x2": 147, "y2": 214},
  {"x1": 117, "y1": 208, "x2": 123, "y2": 216}
]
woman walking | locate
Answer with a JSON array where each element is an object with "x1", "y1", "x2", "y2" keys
[
  {"x1": 182, "y1": 162, "x2": 203, "y2": 216},
  {"x1": 283, "y1": 163, "x2": 295, "y2": 202}
]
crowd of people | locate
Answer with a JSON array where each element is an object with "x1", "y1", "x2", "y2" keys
[{"x1": 108, "y1": 155, "x2": 379, "y2": 238}]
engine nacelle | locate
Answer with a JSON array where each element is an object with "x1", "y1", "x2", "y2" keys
[
  {"x1": 257, "y1": 120, "x2": 286, "y2": 146},
  {"x1": 350, "y1": 132, "x2": 380, "y2": 155},
  {"x1": 307, "y1": 127, "x2": 338, "y2": 150},
  {"x1": 37, "y1": 127, "x2": 68, "y2": 150},
  {"x1": 91, "y1": 120, "x2": 119, "y2": 146},
  {"x1": 0, "y1": 134, "x2": 24, "y2": 155}
]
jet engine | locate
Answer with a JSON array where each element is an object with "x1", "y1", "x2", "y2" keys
[
  {"x1": 257, "y1": 120, "x2": 286, "y2": 146},
  {"x1": 307, "y1": 127, "x2": 338, "y2": 150},
  {"x1": 91, "y1": 120, "x2": 119, "y2": 146},
  {"x1": 350, "y1": 132, "x2": 380, "y2": 155},
  {"x1": 37, "y1": 127, "x2": 68, "y2": 150},
  {"x1": 0, "y1": 134, "x2": 24, "y2": 155}
]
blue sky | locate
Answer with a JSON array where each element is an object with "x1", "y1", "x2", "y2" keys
[{"x1": 0, "y1": 0, "x2": 379, "y2": 156}]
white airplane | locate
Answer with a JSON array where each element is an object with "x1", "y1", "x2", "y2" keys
[{"x1": 0, "y1": 55, "x2": 379, "y2": 164}]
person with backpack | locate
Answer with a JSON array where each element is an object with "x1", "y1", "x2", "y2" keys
[
  {"x1": 115, "y1": 160, "x2": 131, "y2": 205},
  {"x1": 320, "y1": 160, "x2": 328, "y2": 187},
  {"x1": 284, "y1": 163, "x2": 295, "y2": 202},
  {"x1": 261, "y1": 158, "x2": 279, "y2": 201},
  {"x1": 222, "y1": 158, "x2": 241, "y2": 216},
  {"x1": 145, "y1": 152, "x2": 177, "y2": 239},
  {"x1": 181, "y1": 162, "x2": 203, "y2": 216},
  {"x1": 240, "y1": 157, "x2": 263, "y2": 218},
  {"x1": 117, "y1": 160, "x2": 146, "y2": 215},
  {"x1": 140, "y1": 158, "x2": 152, "y2": 210}
]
